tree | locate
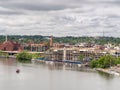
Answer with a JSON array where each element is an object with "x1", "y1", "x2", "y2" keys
[
  {"x1": 90, "y1": 55, "x2": 117, "y2": 68},
  {"x1": 116, "y1": 57, "x2": 120, "y2": 64},
  {"x1": 32, "y1": 53, "x2": 42, "y2": 59},
  {"x1": 90, "y1": 60, "x2": 98, "y2": 68},
  {"x1": 78, "y1": 54, "x2": 84, "y2": 62},
  {"x1": 16, "y1": 51, "x2": 32, "y2": 62}
]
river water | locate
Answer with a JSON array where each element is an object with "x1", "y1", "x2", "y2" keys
[{"x1": 0, "y1": 58, "x2": 120, "y2": 90}]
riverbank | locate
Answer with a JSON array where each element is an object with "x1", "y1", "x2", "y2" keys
[
  {"x1": 96, "y1": 66, "x2": 120, "y2": 76},
  {"x1": 1, "y1": 56, "x2": 120, "y2": 76}
]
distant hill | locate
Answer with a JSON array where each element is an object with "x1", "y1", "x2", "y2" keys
[{"x1": 0, "y1": 35, "x2": 120, "y2": 45}]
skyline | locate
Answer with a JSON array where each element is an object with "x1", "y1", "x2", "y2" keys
[{"x1": 0, "y1": 0, "x2": 120, "y2": 37}]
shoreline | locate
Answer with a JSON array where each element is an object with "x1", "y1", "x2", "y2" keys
[
  {"x1": 96, "y1": 67, "x2": 120, "y2": 76},
  {"x1": 1, "y1": 56, "x2": 120, "y2": 76}
]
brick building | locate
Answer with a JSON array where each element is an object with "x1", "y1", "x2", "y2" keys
[{"x1": 0, "y1": 40, "x2": 23, "y2": 51}]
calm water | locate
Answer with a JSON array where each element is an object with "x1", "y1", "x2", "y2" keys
[{"x1": 0, "y1": 58, "x2": 120, "y2": 90}]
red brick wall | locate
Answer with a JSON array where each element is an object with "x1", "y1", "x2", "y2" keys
[{"x1": 0, "y1": 41, "x2": 23, "y2": 51}]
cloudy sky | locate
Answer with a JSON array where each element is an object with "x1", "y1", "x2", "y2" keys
[{"x1": 0, "y1": 0, "x2": 120, "y2": 37}]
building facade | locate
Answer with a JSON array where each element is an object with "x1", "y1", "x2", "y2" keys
[{"x1": 0, "y1": 40, "x2": 23, "y2": 51}]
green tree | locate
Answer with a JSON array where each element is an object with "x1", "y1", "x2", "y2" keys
[
  {"x1": 78, "y1": 54, "x2": 84, "y2": 62},
  {"x1": 32, "y1": 53, "x2": 42, "y2": 59},
  {"x1": 90, "y1": 55, "x2": 117, "y2": 68},
  {"x1": 16, "y1": 51, "x2": 32, "y2": 62},
  {"x1": 90, "y1": 60, "x2": 98, "y2": 68},
  {"x1": 116, "y1": 57, "x2": 120, "y2": 64}
]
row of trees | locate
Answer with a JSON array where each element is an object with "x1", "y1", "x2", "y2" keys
[
  {"x1": 0, "y1": 35, "x2": 120, "y2": 45},
  {"x1": 16, "y1": 51, "x2": 42, "y2": 62},
  {"x1": 90, "y1": 55, "x2": 120, "y2": 68}
]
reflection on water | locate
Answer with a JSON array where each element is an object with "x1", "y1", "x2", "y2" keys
[
  {"x1": 0, "y1": 58, "x2": 120, "y2": 90},
  {"x1": 34, "y1": 60, "x2": 117, "y2": 80},
  {"x1": 34, "y1": 60, "x2": 88, "y2": 71},
  {"x1": 0, "y1": 58, "x2": 17, "y2": 66}
]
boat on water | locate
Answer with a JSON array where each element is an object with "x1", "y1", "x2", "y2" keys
[{"x1": 16, "y1": 69, "x2": 20, "y2": 73}]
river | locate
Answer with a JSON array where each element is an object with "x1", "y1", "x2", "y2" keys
[{"x1": 0, "y1": 58, "x2": 120, "y2": 90}]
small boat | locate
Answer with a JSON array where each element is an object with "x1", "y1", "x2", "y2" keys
[{"x1": 16, "y1": 69, "x2": 20, "y2": 73}]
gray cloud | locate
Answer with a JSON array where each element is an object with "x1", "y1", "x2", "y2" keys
[
  {"x1": 0, "y1": 0, "x2": 120, "y2": 11},
  {"x1": 0, "y1": 0, "x2": 120, "y2": 37}
]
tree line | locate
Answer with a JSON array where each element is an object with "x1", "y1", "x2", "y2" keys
[
  {"x1": 0, "y1": 35, "x2": 120, "y2": 45},
  {"x1": 90, "y1": 55, "x2": 120, "y2": 68}
]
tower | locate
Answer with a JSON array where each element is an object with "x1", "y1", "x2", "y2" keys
[{"x1": 49, "y1": 36, "x2": 53, "y2": 47}]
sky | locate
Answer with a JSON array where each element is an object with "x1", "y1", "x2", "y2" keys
[{"x1": 0, "y1": 0, "x2": 120, "y2": 37}]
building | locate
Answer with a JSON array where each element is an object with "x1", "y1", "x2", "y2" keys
[
  {"x1": 45, "y1": 46, "x2": 107, "y2": 61},
  {"x1": 53, "y1": 43, "x2": 65, "y2": 48},
  {"x1": 0, "y1": 40, "x2": 23, "y2": 51},
  {"x1": 30, "y1": 43, "x2": 49, "y2": 52},
  {"x1": 49, "y1": 36, "x2": 53, "y2": 47}
]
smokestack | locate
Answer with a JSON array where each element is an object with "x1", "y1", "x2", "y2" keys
[{"x1": 5, "y1": 34, "x2": 8, "y2": 42}]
